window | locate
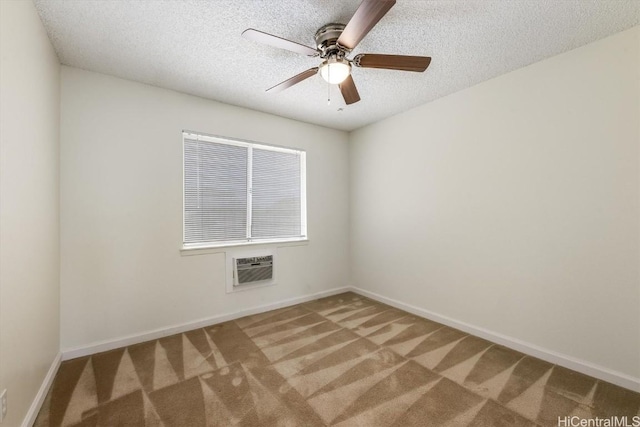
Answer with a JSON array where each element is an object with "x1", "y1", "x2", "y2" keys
[{"x1": 183, "y1": 132, "x2": 306, "y2": 248}]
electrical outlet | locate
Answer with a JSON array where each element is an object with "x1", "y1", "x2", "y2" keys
[{"x1": 0, "y1": 389, "x2": 6, "y2": 422}]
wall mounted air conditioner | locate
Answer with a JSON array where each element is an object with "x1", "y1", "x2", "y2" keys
[
  {"x1": 226, "y1": 249, "x2": 277, "y2": 293},
  {"x1": 234, "y1": 255, "x2": 273, "y2": 286}
]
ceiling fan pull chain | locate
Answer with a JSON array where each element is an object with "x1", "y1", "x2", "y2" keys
[{"x1": 327, "y1": 66, "x2": 331, "y2": 105}]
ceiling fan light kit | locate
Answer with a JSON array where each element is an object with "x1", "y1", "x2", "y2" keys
[
  {"x1": 241, "y1": 0, "x2": 431, "y2": 106},
  {"x1": 319, "y1": 57, "x2": 351, "y2": 84}
]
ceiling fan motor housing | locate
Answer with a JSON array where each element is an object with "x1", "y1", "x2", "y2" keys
[{"x1": 315, "y1": 23, "x2": 350, "y2": 58}]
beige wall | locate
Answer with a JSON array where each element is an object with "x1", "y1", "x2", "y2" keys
[
  {"x1": 60, "y1": 67, "x2": 350, "y2": 350},
  {"x1": 350, "y1": 27, "x2": 640, "y2": 380},
  {"x1": 0, "y1": 0, "x2": 61, "y2": 425}
]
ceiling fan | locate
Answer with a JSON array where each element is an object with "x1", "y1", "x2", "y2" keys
[{"x1": 241, "y1": 0, "x2": 431, "y2": 105}]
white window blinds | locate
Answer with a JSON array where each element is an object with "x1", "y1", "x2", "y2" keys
[
  {"x1": 183, "y1": 133, "x2": 306, "y2": 247},
  {"x1": 251, "y1": 148, "x2": 302, "y2": 239}
]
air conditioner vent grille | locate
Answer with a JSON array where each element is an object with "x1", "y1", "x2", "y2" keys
[{"x1": 235, "y1": 255, "x2": 274, "y2": 286}]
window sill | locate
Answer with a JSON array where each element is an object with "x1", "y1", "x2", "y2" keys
[{"x1": 180, "y1": 238, "x2": 309, "y2": 256}]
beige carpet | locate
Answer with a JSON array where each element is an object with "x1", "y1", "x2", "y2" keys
[{"x1": 35, "y1": 292, "x2": 640, "y2": 426}]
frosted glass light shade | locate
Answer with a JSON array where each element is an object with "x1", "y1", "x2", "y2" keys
[{"x1": 319, "y1": 58, "x2": 351, "y2": 84}]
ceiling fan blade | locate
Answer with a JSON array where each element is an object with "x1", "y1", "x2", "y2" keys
[
  {"x1": 337, "y1": 0, "x2": 396, "y2": 50},
  {"x1": 354, "y1": 54, "x2": 431, "y2": 72},
  {"x1": 339, "y1": 75, "x2": 361, "y2": 105},
  {"x1": 266, "y1": 68, "x2": 319, "y2": 93},
  {"x1": 242, "y1": 29, "x2": 318, "y2": 57}
]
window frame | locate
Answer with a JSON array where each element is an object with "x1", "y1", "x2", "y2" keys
[{"x1": 182, "y1": 131, "x2": 307, "y2": 250}]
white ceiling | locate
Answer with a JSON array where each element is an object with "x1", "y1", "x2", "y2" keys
[{"x1": 34, "y1": 0, "x2": 638, "y2": 131}]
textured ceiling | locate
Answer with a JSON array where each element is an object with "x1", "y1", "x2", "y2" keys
[{"x1": 34, "y1": 0, "x2": 639, "y2": 131}]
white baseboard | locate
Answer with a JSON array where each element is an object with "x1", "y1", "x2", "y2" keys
[
  {"x1": 350, "y1": 286, "x2": 640, "y2": 392},
  {"x1": 61, "y1": 286, "x2": 351, "y2": 361},
  {"x1": 59, "y1": 284, "x2": 639, "y2": 392},
  {"x1": 22, "y1": 352, "x2": 62, "y2": 427}
]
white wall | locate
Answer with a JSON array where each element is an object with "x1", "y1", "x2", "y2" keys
[
  {"x1": 0, "y1": 0, "x2": 61, "y2": 425},
  {"x1": 350, "y1": 27, "x2": 640, "y2": 381},
  {"x1": 60, "y1": 67, "x2": 349, "y2": 351}
]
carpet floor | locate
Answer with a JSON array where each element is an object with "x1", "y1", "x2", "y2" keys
[{"x1": 35, "y1": 292, "x2": 640, "y2": 426}]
